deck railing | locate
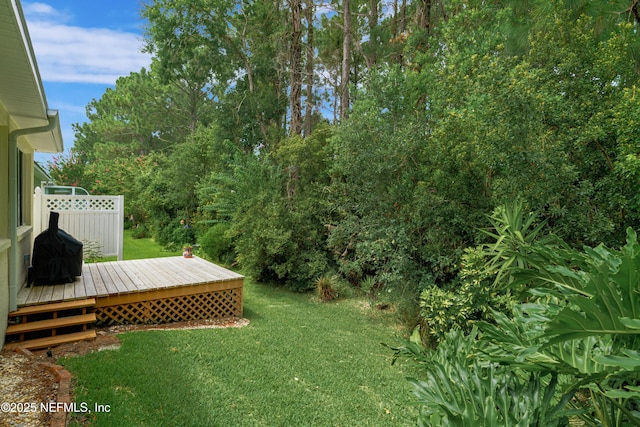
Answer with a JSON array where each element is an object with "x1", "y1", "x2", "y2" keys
[{"x1": 33, "y1": 188, "x2": 124, "y2": 260}]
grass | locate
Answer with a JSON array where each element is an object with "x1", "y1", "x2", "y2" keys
[
  {"x1": 121, "y1": 229, "x2": 182, "y2": 260},
  {"x1": 62, "y1": 283, "x2": 418, "y2": 426},
  {"x1": 89, "y1": 230, "x2": 182, "y2": 262},
  {"x1": 62, "y1": 233, "x2": 419, "y2": 426}
]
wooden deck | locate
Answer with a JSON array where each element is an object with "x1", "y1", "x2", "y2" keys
[{"x1": 16, "y1": 256, "x2": 244, "y2": 325}]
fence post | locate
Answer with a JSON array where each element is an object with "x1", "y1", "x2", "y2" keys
[
  {"x1": 32, "y1": 187, "x2": 43, "y2": 241},
  {"x1": 117, "y1": 195, "x2": 124, "y2": 261}
]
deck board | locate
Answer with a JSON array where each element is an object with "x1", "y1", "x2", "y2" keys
[
  {"x1": 94, "y1": 263, "x2": 114, "y2": 293},
  {"x1": 127, "y1": 259, "x2": 167, "y2": 288},
  {"x1": 82, "y1": 267, "x2": 97, "y2": 296},
  {"x1": 74, "y1": 275, "x2": 87, "y2": 299},
  {"x1": 154, "y1": 258, "x2": 202, "y2": 283},
  {"x1": 17, "y1": 285, "x2": 30, "y2": 303},
  {"x1": 117, "y1": 262, "x2": 148, "y2": 291},
  {"x1": 63, "y1": 282, "x2": 76, "y2": 300},
  {"x1": 51, "y1": 284, "x2": 66, "y2": 301},
  {"x1": 25, "y1": 285, "x2": 44, "y2": 305},
  {"x1": 140, "y1": 258, "x2": 182, "y2": 288},
  {"x1": 89, "y1": 264, "x2": 109, "y2": 297},
  {"x1": 38, "y1": 285, "x2": 54, "y2": 304},
  {"x1": 100, "y1": 263, "x2": 128, "y2": 294},
  {"x1": 108, "y1": 262, "x2": 137, "y2": 292},
  {"x1": 17, "y1": 256, "x2": 243, "y2": 307}
]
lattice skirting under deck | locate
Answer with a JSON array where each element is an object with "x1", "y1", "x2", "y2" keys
[{"x1": 94, "y1": 288, "x2": 243, "y2": 325}]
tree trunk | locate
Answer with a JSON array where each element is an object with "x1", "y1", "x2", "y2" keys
[
  {"x1": 391, "y1": 0, "x2": 407, "y2": 65},
  {"x1": 289, "y1": 0, "x2": 303, "y2": 135},
  {"x1": 417, "y1": 0, "x2": 432, "y2": 35},
  {"x1": 304, "y1": 0, "x2": 314, "y2": 137},
  {"x1": 631, "y1": 0, "x2": 640, "y2": 23},
  {"x1": 340, "y1": 0, "x2": 351, "y2": 121},
  {"x1": 367, "y1": 0, "x2": 378, "y2": 68}
]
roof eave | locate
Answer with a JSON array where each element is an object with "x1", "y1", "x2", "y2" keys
[{"x1": 1, "y1": 0, "x2": 64, "y2": 153}]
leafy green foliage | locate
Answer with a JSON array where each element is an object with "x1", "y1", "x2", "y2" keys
[
  {"x1": 389, "y1": 327, "x2": 573, "y2": 427},
  {"x1": 315, "y1": 274, "x2": 339, "y2": 302},
  {"x1": 157, "y1": 219, "x2": 197, "y2": 250},
  {"x1": 130, "y1": 224, "x2": 150, "y2": 239},
  {"x1": 418, "y1": 252, "x2": 512, "y2": 344},
  {"x1": 47, "y1": 151, "x2": 86, "y2": 189},
  {"x1": 196, "y1": 127, "x2": 334, "y2": 291},
  {"x1": 49, "y1": 1, "x2": 640, "y2": 423},
  {"x1": 55, "y1": 0, "x2": 640, "y2": 297},
  {"x1": 326, "y1": 68, "x2": 473, "y2": 321},
  {"x1": 74, "y1": 68, "x2": 206, "y2": 162},
  {"x1": 477, "y1": 226, "x2": 640, "y2": 425},
  {"x1": 547, "y1": 231, "x2": 639, "y2": 340},
  {"x1": 143, "y1": 0, "x2": 289, "y2": 150},
  {"x1": 394, "y1": 200, "x2": 640, "y2": 426},
  {"x1": 478, "y1": 200, "x2": 550, "y2": 287},
  {"x1": 418, "y1": 200, "x2": 543, "y2": 343},
  {"x1": 198, "y1": 222, "x2": 233, "y2": 265}
]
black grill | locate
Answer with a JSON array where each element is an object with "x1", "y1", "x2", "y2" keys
[{"x1": 28, "y1": 211, "x2": 83, "y2": 286}]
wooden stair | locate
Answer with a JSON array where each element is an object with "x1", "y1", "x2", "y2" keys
[{"x1": 4, "y1": 298, "x2": 97, "y2": 350}]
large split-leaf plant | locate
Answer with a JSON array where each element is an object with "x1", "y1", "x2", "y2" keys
[
  {"x1": 391, "y1": 202, "x2": 640, "y2": 426},
  {"x1": 479, "y1": 221, "x2": 640, "y2": 425}
]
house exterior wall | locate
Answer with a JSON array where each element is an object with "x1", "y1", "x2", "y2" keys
[
  {"x1": 16, "y1": 227, "x2": 31, "y2": 288},
  {"x1": 17, "y1": 142, "x2": 34, "y2": 288},
  {"x1": 0, "y1": 246, "x2": 8, "y2": 348},
  {"x1": 18, "y1": 143, "x2": 34, "y2": 227},
  {"x1": 1, "y1": 113, "x2": 8, "y2": 237},
  {"x1": 0, "y1": 109, "x2": 38, "y2": 347},
  {"x1": 1, "y1": 0, "x2": 63, "y2": 348},
  {"x1": 1, "y1": 122, "x2": 9, "y2": 347}
]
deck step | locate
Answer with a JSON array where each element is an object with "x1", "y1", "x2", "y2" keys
[
  {"x1": 3, "y1": 330, "x2": 97, "y2": 351},
  {"x1": 9, "y1": 298, "x2": 96, "y2": 318},
  {"x1": 6, "y1": 313, "x2": 97, "y2": 335},
  {"x1": 4, "y1": 298, "x2": 97, "y2": 351}
]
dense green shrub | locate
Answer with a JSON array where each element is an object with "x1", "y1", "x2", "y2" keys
[
  {"x1": 199, "y1": 223, "x2": 234, "y2": 264},
  {"x1": 394, "y1": 203, "x2": 640, "y2": 426},
  {"x1": 417, "y1": 201, "x2": 543, "y2": 343},
  {"x1": 197, "y1": 127, "x2": 335, "y2": 292},
  {"x1": 418, "y1": 248, "x2": 515, "y2": 345},
  {"x1": 325, "y1": 70, "x2": 476, "y2": 324},
  {"x1": 49, "y1": 0, "x2": 640, "y2": 303},
  {"x1": 156, "y1": 219, "x2": 197, "y2": 250},
  {"x1": 130, "y1": 223, "x2": 150, "y2": 239}
]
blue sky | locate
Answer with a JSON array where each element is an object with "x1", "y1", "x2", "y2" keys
[{"x1": 22, "y1": 1, "x2": 152, "y2": 165}]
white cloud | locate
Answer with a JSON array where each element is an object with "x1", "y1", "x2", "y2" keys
[
  {"x1": 22, "y1": 2, "x2": 62, "y2": 18},
  {"x1": 24, "y1": 5, "x2": 151, "y2": 85},
  {"x1": 51, "y1": 100, "x2": 88, "y2": 116}
]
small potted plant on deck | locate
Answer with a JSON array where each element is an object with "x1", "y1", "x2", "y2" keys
[{"x1": 182, "y1": 244, "x2": 193, "y2": 258}]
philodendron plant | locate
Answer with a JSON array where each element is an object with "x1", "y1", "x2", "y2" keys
[{"x1": 390, "y1": 202, "x2": 640, "y2": 426}]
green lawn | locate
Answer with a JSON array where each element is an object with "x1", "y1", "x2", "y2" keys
[
  {"x1": 63, "y1": 234, "x2": 418, "y2": 426},
  {"x1": 92, "y1": 230, "x2": 182, "y2": 262},
  {"x1": 121, "y1": 229, "x2": 182, "y2": 260}
]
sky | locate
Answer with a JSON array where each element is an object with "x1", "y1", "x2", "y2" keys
[{"x1": 22, "y1": 1, "x2": 152, "y2": 165}]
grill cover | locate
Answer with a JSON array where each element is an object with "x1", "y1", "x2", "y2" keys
[{"x1": 29, "y1": 211, "x2": 83, "y2": 285}]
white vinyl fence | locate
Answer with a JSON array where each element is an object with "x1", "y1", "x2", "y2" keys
[{"x1": 33, "y1": 187, "x2": 124, "y2": 260}]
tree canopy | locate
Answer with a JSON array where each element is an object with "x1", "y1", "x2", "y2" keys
[
  {"x1": 47, "y1": 1, "x2": 640, "y2": 421},
  {"x1": 50, "y1": 0, "x2": 640, "y2": 296}
]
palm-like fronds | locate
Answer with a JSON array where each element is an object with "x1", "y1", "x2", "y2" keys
[
  {"x1": 402, "y1": 328, "x2": 574, "y2": 427},
  {"x1": 487, "y1": 224, "x2": 640, "y2": 425}
]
